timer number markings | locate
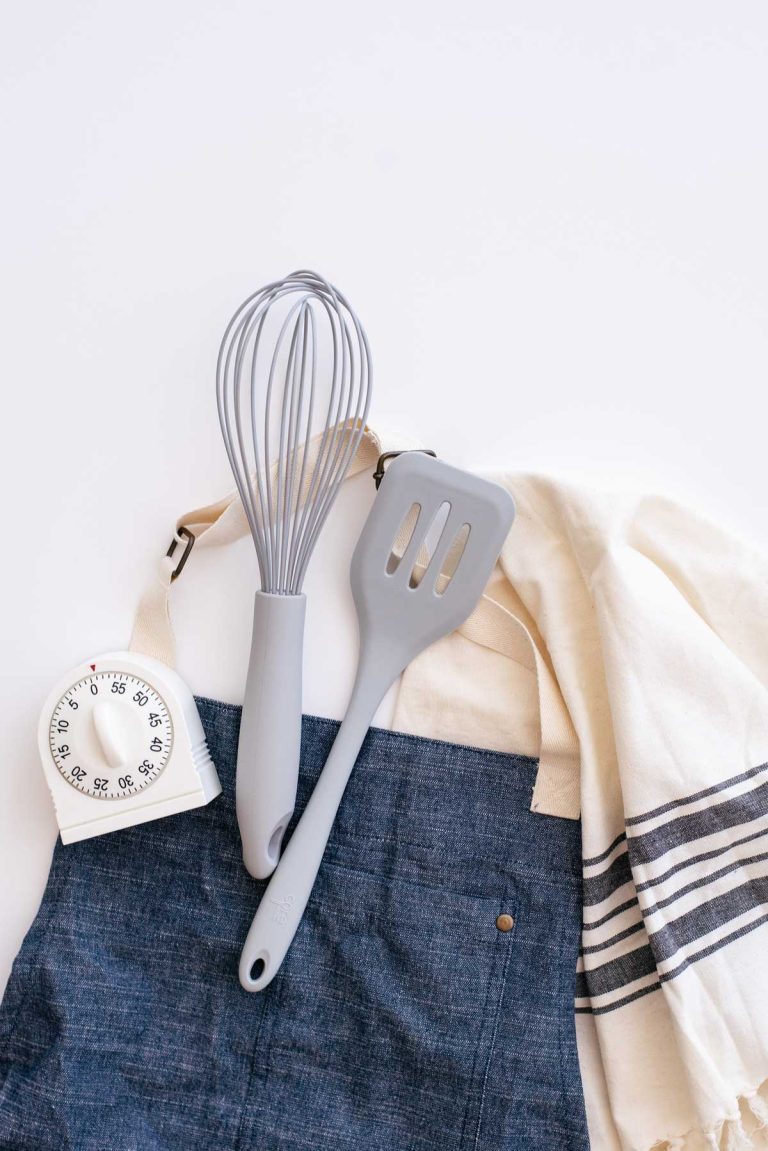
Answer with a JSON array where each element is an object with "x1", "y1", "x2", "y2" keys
[{"x1": 49, "y1": 672, "x2": 174, "y2": 800}]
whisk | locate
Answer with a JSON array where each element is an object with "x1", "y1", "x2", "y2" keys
[{"x1": 216, "y1": 271, "x2": 372, "y2": 879}]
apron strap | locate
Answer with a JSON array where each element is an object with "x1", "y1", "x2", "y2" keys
[
  {"x1": 128, "y1": 424, "x2": 579, "y2": 818},
  {"x1": 459, "y1": 594, "x2": 580, "y2": 818},
  {"x1": 129, "y1": 424, "x2": 393, "y2": 666}
]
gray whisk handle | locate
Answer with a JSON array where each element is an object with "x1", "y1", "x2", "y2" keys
[{"x1": 237, "y1": 591, "x2": 306, "y2": 879}]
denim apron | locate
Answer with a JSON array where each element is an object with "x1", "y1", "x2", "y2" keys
[{"x1": 0, "y1": 698, "x2": 588, "y2": 1150}]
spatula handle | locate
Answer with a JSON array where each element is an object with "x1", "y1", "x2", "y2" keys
[
  {"x1": 239, "y1": 678, "x2": 378, "y2": 991},
  {"x1": 237, "y1": 591, "x2": 306, "y2": 879}
]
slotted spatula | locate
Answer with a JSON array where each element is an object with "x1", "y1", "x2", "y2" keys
[{"x1": 239, "y1": 451, "x2": 516, "y2": 991}]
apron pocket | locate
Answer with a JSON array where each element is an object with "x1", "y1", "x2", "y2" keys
[{"x1": 239, "y1": 860, "x2": 516, "y2": 1151}]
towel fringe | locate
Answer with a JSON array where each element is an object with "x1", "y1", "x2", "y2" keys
[
  {"x1": 653, "y1": 1077, "x2": 768, "y2": 1151},
  {"x1": 746, "y1": 1091, "x2": 768, "y2": 1130},
  {"x1": 722, "y1": 1117, "x2": 754, "y2": 1151}
]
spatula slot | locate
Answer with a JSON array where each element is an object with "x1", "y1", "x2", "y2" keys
[
  {"x1": 408, "y1": 501, "x2": 452, "y2": 588},
  {"x1": 435, "y1": 522, "x2": 471, "y2": 595},
  {"x1": 386, "y1": 503, "x2": 422, "y2": 574}
]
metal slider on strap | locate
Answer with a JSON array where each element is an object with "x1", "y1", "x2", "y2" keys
[
  {"x1": 372, "y1": 449, "x2": 437, "y2": 489},
  {"x1": 166, "y1": 526, "x2": 195, "y2": 582}
]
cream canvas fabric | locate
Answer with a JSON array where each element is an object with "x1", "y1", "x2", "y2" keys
[
  {"x1": 131, "y1": 430, "x2": 768, "y2": 1150},
  {"x1": 392, "y1": 474, "x2": 768, "y2": 1151}
]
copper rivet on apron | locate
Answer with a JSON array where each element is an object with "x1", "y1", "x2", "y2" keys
[{"x1": 496, "y1": 913, "x2": 514, "y2": 932}]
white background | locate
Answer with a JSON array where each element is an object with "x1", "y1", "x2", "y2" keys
[{"x1": 2, "y1": 2, "x2": 768, "y2": 994}]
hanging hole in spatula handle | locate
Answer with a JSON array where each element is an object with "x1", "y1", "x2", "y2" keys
[{"x1": 241, "y1": 952, "x2": 268, "y2": 990}]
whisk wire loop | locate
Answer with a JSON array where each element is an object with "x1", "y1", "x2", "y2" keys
[{"x1": 216, "y1": 271, "x2": 372, "y2": 595}]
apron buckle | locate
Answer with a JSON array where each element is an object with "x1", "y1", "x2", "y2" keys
[
  {"x1": 166, "y1": 526, "x2": 195, "y2": 582},
  {"x1": 373, "y1": 449, "x2": 437, "y2": 489}
]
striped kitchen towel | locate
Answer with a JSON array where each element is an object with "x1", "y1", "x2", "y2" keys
[{"x1": 393, "y1": 474, "x2": 768, "y2": 1151}]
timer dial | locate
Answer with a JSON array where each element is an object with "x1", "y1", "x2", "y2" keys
[{"x1": 49, "y1": 671, "x2": 174, "y2": 800}]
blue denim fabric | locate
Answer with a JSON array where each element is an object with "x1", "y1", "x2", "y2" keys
[{"x1": 0, "y1": 700, "x2": 588, "y2": 1150}]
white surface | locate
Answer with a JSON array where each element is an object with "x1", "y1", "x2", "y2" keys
[{"x1": 2, "y1": 2, "x2": 768, "y2": 993}]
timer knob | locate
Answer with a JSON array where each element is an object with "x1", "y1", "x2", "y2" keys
[{"x1": 92, "y1": 701, "x2": 131, "y2": 770}]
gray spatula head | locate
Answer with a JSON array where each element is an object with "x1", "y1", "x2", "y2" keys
[{"x1": 350, "y1": 451, "x2": 516, "y2": 680}]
